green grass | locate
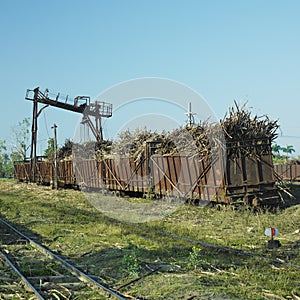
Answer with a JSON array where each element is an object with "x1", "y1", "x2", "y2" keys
[{"x1": 0, "y1": 179, "x2": 299, "y2": 299}]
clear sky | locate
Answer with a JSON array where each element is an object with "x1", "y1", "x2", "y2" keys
[{"x1": 1, "y1": 0, "x2": 300, "y2": 155}]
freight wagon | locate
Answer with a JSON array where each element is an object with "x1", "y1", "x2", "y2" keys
[
  {"x1": 14, "y1": 159, "x2": 75, "y2": 187},
  {"x1": 274, "y1": 160, "x2": 300, "y2": 181},
  {"x1": 14, "y1": 138, "x2": 281, "y2": 206}
]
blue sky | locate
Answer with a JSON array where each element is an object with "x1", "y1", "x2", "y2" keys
[{"x1": 1, "y1": 0, "x2": 300, "y2": 155}]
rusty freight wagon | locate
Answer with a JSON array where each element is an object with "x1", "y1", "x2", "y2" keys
[
  {"x1": 14, "y1": 159, "x2": 74, "y2": 187},
  {"x1": 274, "y1": 160, "x2": 300, "y2": 181},
  {"x1": 73, "y1": 138, "x2": 280, "y2": 206},
  {"x1": 14, "y1": 138, "x2": 280, "y2": 206},
  {"x1": 222, "y1": 139, "x2": 279, "y2": 205},
  {"x1": 14, "y1": 103, "x2": 281, "y2": 206}
]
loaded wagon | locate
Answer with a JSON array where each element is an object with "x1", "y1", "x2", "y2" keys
[
  {"x1": 14, "y1": 136, "x2": 281, "y2": 206},
  {"x1": 14, "y1": 102, "x2": 282, "y2": 206},
  {"x1": 274, "y1": 160, "x2": 300, "y2": 181}
]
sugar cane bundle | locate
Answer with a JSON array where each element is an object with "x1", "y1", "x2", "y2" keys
[
  {"x1": 158, "y1": 123, "x2": 214, "y2": 158},
  {"x1": 94, "y1": 140, "x2": 113, "y2": 160},
  {"x1": 72, "y1": 141, "x2": 98, "y2": 160},
  {"x1": 110, "y1": 128, "x2": 162, "y2": 161},
  {"x1": 220, "y1": 101, "x2": 279, "y2": 158},
  {"x1": 67, "y1": 101, "x2": 279, "y2": 162}
]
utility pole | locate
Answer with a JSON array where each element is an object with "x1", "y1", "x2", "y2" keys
[
  {"x1": 30, "y1": 88, "x2": 39, "y2": 182},
  {"x1": 52, "y1": 124, "x2": 58, "y2": 189}
]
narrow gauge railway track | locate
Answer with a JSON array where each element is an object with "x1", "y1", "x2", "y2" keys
[{"x1": 0, "y1": 218, "x2": 130, "y2": 300}]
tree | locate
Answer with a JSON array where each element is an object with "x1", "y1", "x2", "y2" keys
[
  {"x1": 272, "y1": 143, "x2": 296, "y2": 163},
  {"x1": 10, "y1": 117, "x2": 31, "y2": 161},
  {"x1": 281, "y1": 145, "x2": 295, "y2": 160},
  {"x1": 272, "y1": 143, "x2": 284, "y2": 163},
  {"x1": 271, "y1": 143, "x2": 282, "y2": 155},
  {"x1": 0, "y1": 140, "x2": 12, "y2": 177},
  {"x1": 57, "y1": 139, "x2": 73, "y2": 160},
  {"x1": 286, "y1": 145, "x2": 295, "y2": 155},
  {"x1": 44, "y1": 138, "x2": 55, "y2": 161}
]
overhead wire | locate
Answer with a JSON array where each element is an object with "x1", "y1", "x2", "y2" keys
[{"x1": 43, "y1": 111, "x2": 51, "y2": 139}]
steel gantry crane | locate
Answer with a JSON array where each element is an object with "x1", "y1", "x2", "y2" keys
[{"x1": 25, "y1": 87, "x2": 112, "y2": 182}]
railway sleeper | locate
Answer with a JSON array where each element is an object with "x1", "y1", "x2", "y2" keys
[
  {"x1": 0, "y1": 283, "x2": 21, "y2": 290},
  {"x1": 0, "y1": 276, "x2": 16, "y2": 283},
  {"x1": 2, "y1": 238, "x2": 28, "y2": 246},
  {"x1": 38, "y1": 281, "x2": 86, "y2": 290},
  {"x1": 28, "y1": 275, "x2": 82, "y2": 284}
]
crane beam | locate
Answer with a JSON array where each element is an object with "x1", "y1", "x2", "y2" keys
[{"x1": 25, "y1": 88, "x2": 88, "y2": 114}]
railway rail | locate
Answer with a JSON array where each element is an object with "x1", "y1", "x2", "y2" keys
[{"x1": 0, "y1": 218, "x2": 131, "y2": 300}]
